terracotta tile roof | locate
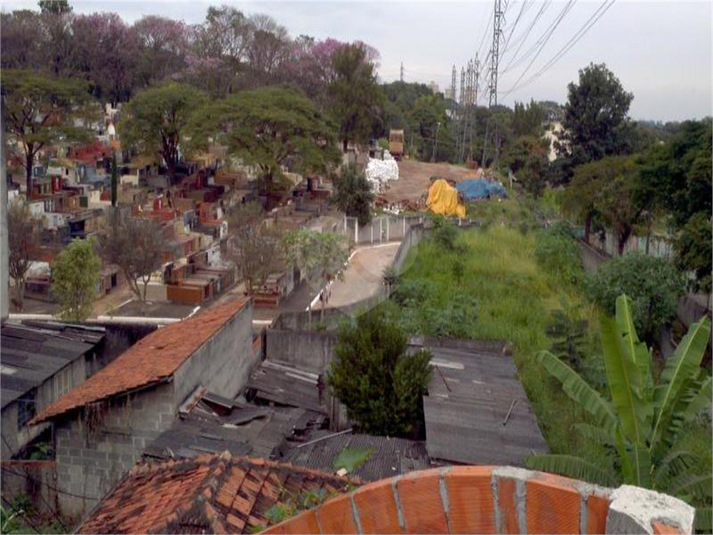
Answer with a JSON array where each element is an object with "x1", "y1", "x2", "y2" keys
[
  {"x1": 30, "y1": 299, "x2": 250, "y2": 425},
  {"x1": 76, "y1": 452, "x2": 357, "y2": 534}
]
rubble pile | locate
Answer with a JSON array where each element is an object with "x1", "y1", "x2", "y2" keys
[{"x1": 365, "y1": 151, "x2": 399, "y2": 192}]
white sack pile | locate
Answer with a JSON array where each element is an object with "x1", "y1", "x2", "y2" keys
[{"x1": 365, "y1": 151, "x2": 399, "y2": 192}]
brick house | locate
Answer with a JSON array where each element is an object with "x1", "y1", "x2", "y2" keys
[{"x1": 29, "y1": 298, "x2": 256, "y2": 517}]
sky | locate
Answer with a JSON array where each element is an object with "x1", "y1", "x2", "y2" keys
[{"x1": 3, "y1": 0, "x2": 712, "y2": 121}]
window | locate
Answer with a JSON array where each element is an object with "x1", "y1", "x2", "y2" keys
[{"x1": 17, "y1": 389, "x2": 36, "y2": 430}]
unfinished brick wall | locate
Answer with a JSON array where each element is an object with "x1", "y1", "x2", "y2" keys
[{"x1": 264, "y1": 466, "x2": 694, "y2": 535}]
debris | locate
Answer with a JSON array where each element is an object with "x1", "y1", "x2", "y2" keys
[{"x1": 365, "y1": 151, "x2": 399, "y2": 192}]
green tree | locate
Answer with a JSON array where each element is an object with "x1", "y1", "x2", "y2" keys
[
  {"x1": 283, "y1": 229, "x2": 350, "y2": 322},
  {"x1": 563, "y1": 155, "x2": 649, "y2": 253},
  {"x1": 512, "y1": 99, "x2": 544, "y2": 137},
  {"x1": 38, "y1": 0, "x2": 72, "y2": 14},
  {"x1": 556, "y1": 63, "x2": 635, "y2": 182},
  {"x1": 674, "y1": 212, "x2": 712, "y2": 294},
  {"x1": 584, "y1": 253, "x2": 685, "y2": 344},
  {"x1": 328, "y1": 43, "x2": 383, "y2": 151},
  {"x1": 8, "y1": 200, "x2": 39, "y2": 312},
  {"x1": 332, "y1": 164, "x2": 374, "y2": 225},
  {"x1": 51, "y1": 239, "x2": 102, "y2": 322},
  {"x1": 328, "y1": 310, "x2": 433, "y2": 437},
  {"x1": 529, "y1": 295, "x2": 712, "y2": 532},
  {"x1": 99, "y1": 210, "x2": 167, "y2": 307},
  {"x1": 188, "y1": 86, "x2": 339, "y2": 193},
  {"x1": 2, "y1": 69, "x2": 97, "y2": 197},
  {"x1": 119, "y1": 82, "x2": 205, "y2": 182}
]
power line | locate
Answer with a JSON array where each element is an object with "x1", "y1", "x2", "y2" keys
[
  {"x1": 501, "y1": 0, "x2": 570, "y2": 75},
  {"x1": 501, "y1": 0, "x2": 551, "y2": 71},
  {"x1": 501, "y1": 0, "x2": 615, "y2": 98},
  {"x1": 499, "y1": 0, "x2": 576, "y2": 97},
  {"x1": 502, "y1": 0, "x2": 531, "y2": 56}
]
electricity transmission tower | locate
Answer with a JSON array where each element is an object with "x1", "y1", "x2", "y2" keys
[
  {"x1": 450, "y1": 65, "x2": 457, "y2": 101},
  {"x1": 483, "y1": 0, "x2": 504, "y2": 168}
]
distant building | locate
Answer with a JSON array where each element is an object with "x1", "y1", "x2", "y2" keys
[{"x1": 428, "y1": 80, "x2": 440, "y2": 95}]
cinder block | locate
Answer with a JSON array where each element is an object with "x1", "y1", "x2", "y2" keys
[
  {"x1": 396, "y1": 469, "x2": 449, "y2": 534},
  {"x1": 605, "y1": 485, "x2": 694, "y2": 535},
  {"x1": 353, "y1": 479, "x2": 403, "y2": 534}
]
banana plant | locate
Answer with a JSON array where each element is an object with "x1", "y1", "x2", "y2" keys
[{"x1": 527, "y1": 294, "x2": 711, "y2": 531}]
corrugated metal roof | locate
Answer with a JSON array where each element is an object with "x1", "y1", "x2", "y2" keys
[
  {"x1": 423, "y1": 343, "x2": 548, "y2": 467},
  {"x1": 278, "y1": 430, "x2": 431, "y2": 481},
  {"x1": 1, "y1": 323, "x2": 104, "y2": 409},
  {"x1": 246, "y1": 360, "x2": 325, "y2": 414}
]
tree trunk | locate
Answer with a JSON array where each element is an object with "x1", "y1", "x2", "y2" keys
[
  {"x1": 618, "y1": 226, "x2": 632, "y2": 256},
  {"x1": 584, "y1": 212, "x2": 593, "y2": 243},
  {"x1": 25, "y1": 152, "x2": 33, "y2": 200},
  {"x1": 14, "y1": 278, "x2": 25, "y2": 312},
  {"x1": 342, "y1": 138, "x2": 348, "y2": 153}
]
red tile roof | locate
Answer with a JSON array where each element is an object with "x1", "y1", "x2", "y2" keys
[
  {"x1": 76, "y1": 452, "x2": 357, "y2": 534},
  {"x1": 30, "y1": 299, "x2": 250, "y2": 425}
]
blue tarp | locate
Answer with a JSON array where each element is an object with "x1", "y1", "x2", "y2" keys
[{"x1": 456, "y1": 179, "x2": 507, "y2": 200}]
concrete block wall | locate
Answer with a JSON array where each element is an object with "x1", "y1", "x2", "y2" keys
[
  {"x1": 54, "y1": 382, "x2": 175, "y2": 517},
  {"x1": 265, "y1": 466, "x2": 695, "y2": 535},
  {"x1": 265, "y1": 330, "x2": 336, "y2": 374},
  {"x1": 172, "y1": 300, "x2": 255, "y2": 405}
]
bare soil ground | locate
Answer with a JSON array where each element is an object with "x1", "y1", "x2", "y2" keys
[{"x1": 380, "y1": 160, "x2": 475, "y2": 203}]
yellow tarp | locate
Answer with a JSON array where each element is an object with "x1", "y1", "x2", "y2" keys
[{"x1": 427, "y1": 179, "x2": 466, "y2": 218}]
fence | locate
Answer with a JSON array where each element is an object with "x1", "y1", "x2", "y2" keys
[{"x1": 586, "y1": 228, "x2": 674, "y2": 259}]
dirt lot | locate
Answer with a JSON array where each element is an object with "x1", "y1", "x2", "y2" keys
[{"x1": 380, "y1": 160, "x2": 475, "y2": 203}]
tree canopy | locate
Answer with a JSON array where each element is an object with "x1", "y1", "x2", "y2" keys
[
  {"x1": 188, "y1": 86, "x2": 340, "y2": 191},
  {"x1": 51, "y1": 239, "x2": 102, "y2": 322},
  {"x1": 119, "y1": 82, "x2": 205, "y2": 181},
  {"x1": 556, "y1": 63, "x2": 635, "y2": 182},
  {"x1": 2, "y1": 69, "x2": 97, "y2": 195},
  {"x1": 327, "y1": 43, "x2": 383, "y2": 151},
  {"x1": 332, "y1": 164, "x2": 374, "y2": 226},
  {"x1": 328, "y1": 310, "x2": 433, "y2": 437}
]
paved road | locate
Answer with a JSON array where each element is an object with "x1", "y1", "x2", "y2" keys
[{"x1": 325, "y1": 242, "x2": 400, "y2": 309}]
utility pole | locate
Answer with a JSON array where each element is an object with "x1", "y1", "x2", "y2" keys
[{"x1": 400, "y1": 62, "x2": 404, "y2": 83}]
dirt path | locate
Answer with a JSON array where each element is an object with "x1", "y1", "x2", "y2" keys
[{"x1": 380, "y1": 160, "x2": 475, "y2": 203}]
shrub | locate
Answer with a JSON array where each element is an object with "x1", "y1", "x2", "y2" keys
[
  {"x1": 333, "y1": 163, "x2": 374, "y2": 226},
  {"x1": 584, "y1": 252, "x2": 685, "y2": 343},
  {"x1": 327, "y1": 309, "x2": 432, "y2": 437},
  {"x1": 432, "y1": 222, "x2": 460, "y2": 251},
  {"x1": 534, "y1": 222, "x2": 583, "y2": 285}
]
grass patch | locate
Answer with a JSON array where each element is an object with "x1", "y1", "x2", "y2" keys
[{"x1": 390, "y1": 225, "x2": 609, "y2": 461}]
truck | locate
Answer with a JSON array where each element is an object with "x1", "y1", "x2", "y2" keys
[{"x1": 388, "y1": 129, "x2": 405, "y2": 160}]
